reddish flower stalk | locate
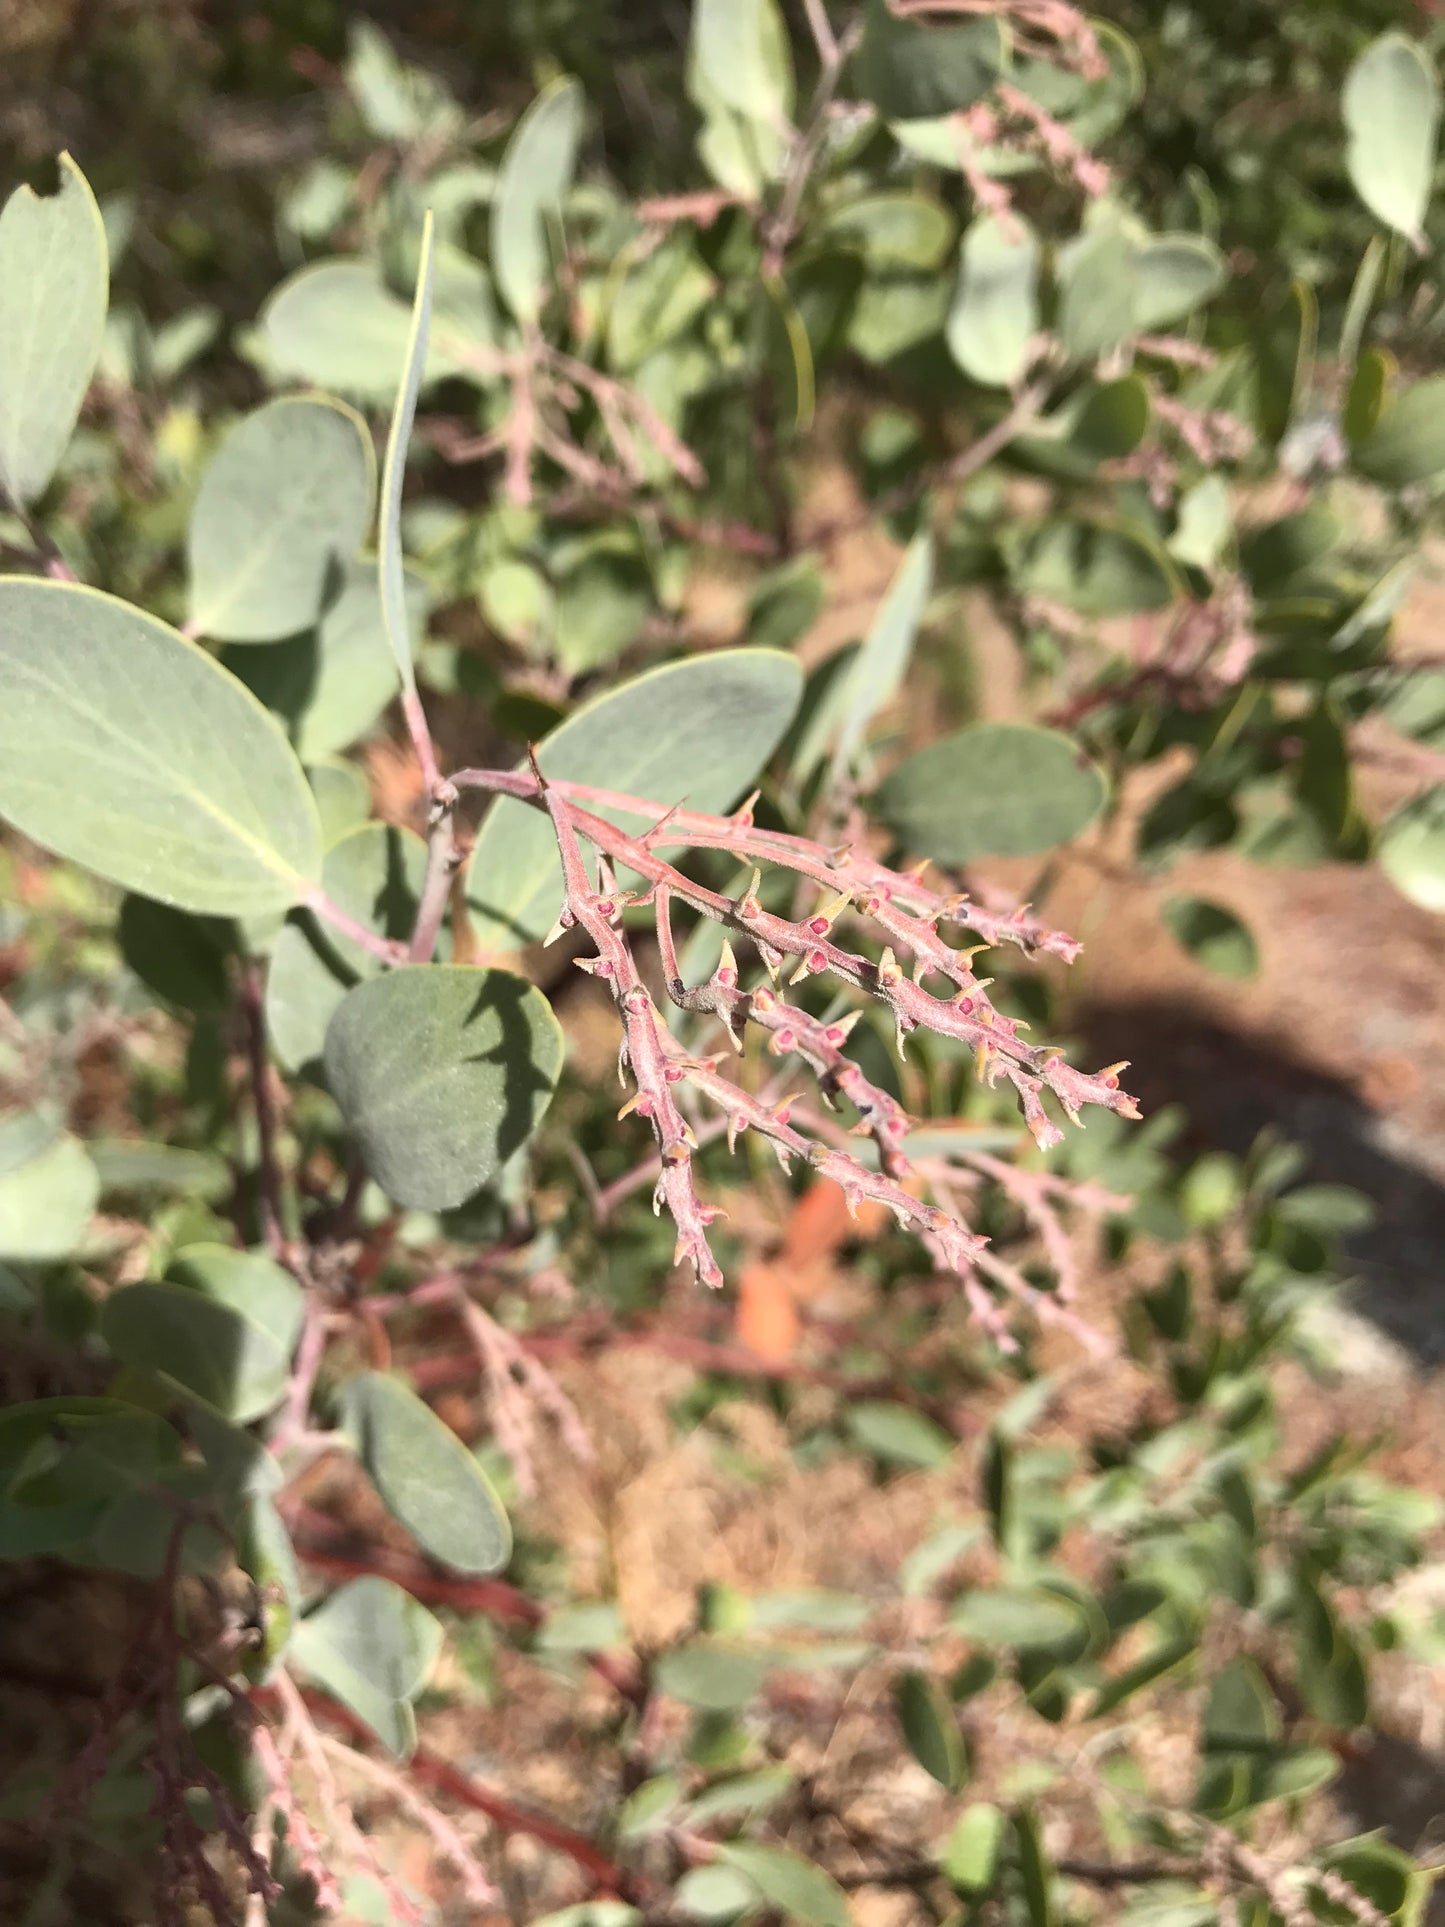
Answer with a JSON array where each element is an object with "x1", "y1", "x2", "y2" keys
[{"x1": 486, "y1": 758, "x2": 1137, "y2": 1320}]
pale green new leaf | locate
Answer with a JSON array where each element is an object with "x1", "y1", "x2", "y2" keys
[
  {"x1": 0, "y1": 1132, "x2": 98, "y2": 1261},
  {"x1": 492, "y1": 79, "x2": 583, "y2": 324},
  {"x1": 0, "y1": 153, "x2": 109, "y2": 508},
  {"x1": 0, "y1": 579, "x2": 322, "y2": 915},
  {"x1": 947, "y1": 214, "x2": 1040, "y2": 388},
  {"x1": 1343, "y1": 33, "x2": 1441, "y2": 243},
  {"x1": 690, "y1": 0, "x2": 794, "y2": 126},
  {"x1": 378, "y1": 211, "x2": 434, "y2": 691},
  {"x1": 187, "y1": 397, "x2": 374, "y2": 643}
]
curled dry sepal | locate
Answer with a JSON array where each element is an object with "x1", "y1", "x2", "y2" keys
[{"x1": 518, "y1": 753, "x2": 1138, "y2": 1324}]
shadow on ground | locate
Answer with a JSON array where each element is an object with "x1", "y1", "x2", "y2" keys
[{"x1": 1078, "y1": 999, "x2": 1445, "y2": 1368}]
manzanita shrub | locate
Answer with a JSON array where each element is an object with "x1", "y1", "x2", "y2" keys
[{"x1": 0, "y1": 5, "x2": 1443, "y2": 1924}]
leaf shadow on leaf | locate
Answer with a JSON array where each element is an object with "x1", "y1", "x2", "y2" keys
[{"x1": 453, "y1": 970, "x2": 561, "y2": 1175}]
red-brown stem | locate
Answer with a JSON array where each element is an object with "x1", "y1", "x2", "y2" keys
[
  {"x1": 407, "y1": 805, "x2": 457, "y2": 963},
  {"x1": 253, "y1": 1683, "x2": 641, "y2": 1897},
  {"x1": 399, "y1": 683, "x2": 444, "y2": 800},
  {"x1": 239, "y1": 959, "x2": 287, "y2": 1260},
  {"x1": 303, "y1": 886, "x2": 408, "y2": 964}
]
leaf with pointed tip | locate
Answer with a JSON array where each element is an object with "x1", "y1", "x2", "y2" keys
[
  {"x1": 378, "y1": 212, "x2": 434, "y2": 691},
  {"x1": 339, "y1": 1371, "x2": 511, "y2": 1575},
  {"x1": 492, "y1": 79, "x2": 583, "y2": 324},
  {"x1": 896, "y1": 1669, "x2": 967, "y2": 1790},
  {"x1": 291, "y1": 1577, "x2": 442, "y2": 1757},
  {"x1": 187, "y1": 397, "x2": 374, "y2": 643},
  {"x1": 0, "y1": 153, "x2": 109, "y2": 507},
  {"x1": 323, "y1": 965, "x2": 563, "y2": 1210},
  {"x1": 467, "y1": 650, "x2": 802, "y2": 950},
  {"x1": 1343, "y1": 33, "x2": 1440, "y2": 242},
  {"x1": 0, "y1": 579, "x2": 322, "y2": 915}
]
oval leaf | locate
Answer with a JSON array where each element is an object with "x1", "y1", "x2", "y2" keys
[
  {"x1": 0, "y1": 1131, "x2": 98, "y2": 1260},
  {"x1": 467, "y1": 649, "x2": 802, "y2": 950},
  {"x1": 323, "y1": 964, "x2": 563, "y2": 1210},
  {"x1": 187, "y1": 397, "x2": 374, "y2": 644},
  {"x1": 877, "y1": 722, "x2": 1106, "y2": 863},
  {"x1": 0, "y1": 153, "x2": 109, "y2": 507},
  {"x1": 290, "y1": 1576, "x2": 442, "y2": 1757},
  {"x1": 227, "y1": 559, "x2": 425, "y2": 763},
  {"x1": 947, "y1": 214, "x2": 1040, "y2": 388},
  {"x1": 0, "y1": 579, "x2": 321, "y2": 915},
  {"x1": 715, "y1": 1844, "x2": 849, "y2": 1927},
  {"x1": 492, "y1": 79, "x2": 584, "y2": 325},
  {"x1": 691, "y1": 0, "x2": 794, "y2": 125},
  {"x1": 339, "y1": 1370, "x2": 511, "y2": 1575},
  {"x1": 99, "y1": 1278, "x2": 295, "y2": 1423},
  {"x1": 261, "y1": 260, "x2": 415, "y2": 402},
  {"x1": 1355, "y1": 373, "x2": 1445, "y2": 488},
  {"x1": 267, "y1": 823, "x2": 426, "y2": 1075},
  {"x1": 1343, "y1": 33, "x2": 1441, "y2": 242}
]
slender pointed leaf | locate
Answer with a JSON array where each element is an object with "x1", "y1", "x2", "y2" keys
[{"x1": 378, "y1": 210, "x2": 434, "y2": 691}]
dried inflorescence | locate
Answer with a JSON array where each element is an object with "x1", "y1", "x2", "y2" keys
[{"x1": 460, "y1": 755, "x2": 1138, "y2": 1330}]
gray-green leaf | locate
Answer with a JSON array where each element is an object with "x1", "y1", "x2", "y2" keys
[
  {"x1": 0, "y1": 579, "x2": 322, "y2": 915},
  {"x1": 829, "y1": 533, "x2": 933, "y2": 782},
  {"x1": 0, "y1": 1130, "x2": 98, "y2": 1260},
  {"x1": 1343, "y1": 33, "x2": 1440, "y2": 242},
  {"x1": 187, "y1": 397, "x2": 373, "y2": 644},
  {"x1": 339, "y1": 1370, "x2": 511, "y2": 1575},
  {"x1": 323, "y1": 965, "x2": 564, "y2": 1210},
  {"x1": 876, "y1": 723, "x2": 1106, "y2": 862},
  {"x1": 291, "y1": 1576, "x2": 442, "y2": 1757},
  {"x1": 466, "y1": 649, "x2": 802, "y2": 951},
  {"x1": 378, "y1": 211, "x2": 434, "y2": 691},
  {"x1": 492, "y1": 79, "x2": 584, "y2": 324},
  {"x1": 947, "y1": 214, "x2": 1040, "y2": 389},
  {"x1": 0, "y1": 153, "x2": 109, "y2": 508}
]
